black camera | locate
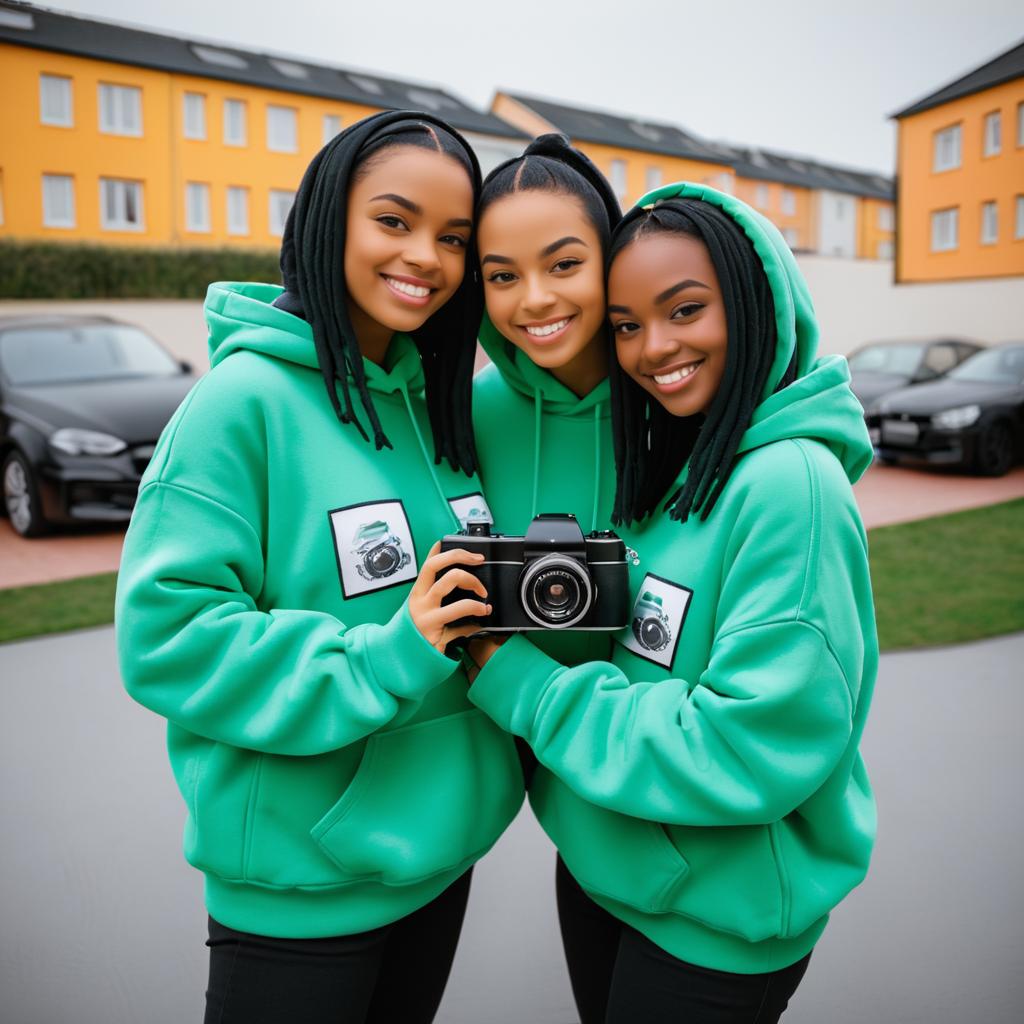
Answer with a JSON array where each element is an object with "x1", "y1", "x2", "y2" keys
[{"x1": 439, "y1": 513, "x2": 630, "y2": 632}]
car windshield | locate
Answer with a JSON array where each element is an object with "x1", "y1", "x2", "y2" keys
[
  {"x1": 848, "y1": 343, "x2": 925, "y2": 375},
  {"x1": 948, "y1": 346, "x2": 1024, "y2": 384},
  {"x1": 0, "y1": 324, "x2": 181, "y2": 385}
]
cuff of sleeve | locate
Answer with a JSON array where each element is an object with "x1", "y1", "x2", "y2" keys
[
  {"x1": 468, "y1": 633, "x2": 561, "y2": 737},
  {"x1": 365, "y1": 602, "x2": 459, "y2": 701}
]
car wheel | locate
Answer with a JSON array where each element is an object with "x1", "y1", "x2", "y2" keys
[
  {"x1": 974, "y1": 421, "x2": 1014, "y2": 477},
  {"x1": 2, "y1": 451, "x2": 48, "y2": 537}
]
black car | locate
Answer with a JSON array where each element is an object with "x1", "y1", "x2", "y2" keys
[
  {"x1": 0, "y1": 315, "x2": 198, "y2": 536},
  {"x1": 865, "y1": 343, "x2": 1024, "y2": 476},
  {"x1": 848, "y1": 338, "x2": 982, "y2": 410}
]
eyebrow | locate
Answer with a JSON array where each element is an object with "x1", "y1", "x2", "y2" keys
[
  {"x1": 481, "y1": 253, "x2": 514, "y2": 266},
  {"x1": 608, "y1": 305, "x2": 632, "y2": 314},
  {"x1": 370, "y1": 193, "x2": 421, "y2": 215},
  {"x1": 540, "y1": 235, "x2": 587, "y2": 258},
  {"x1": 655, "y1": 279, "x2": 709, "y2": 304}
]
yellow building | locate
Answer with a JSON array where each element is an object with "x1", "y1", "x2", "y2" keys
[
  {"x1": 893, "y1": 38, "x2": 1024, "y2": 282},
  {"x1": 0, "y1": 1, "x2": 524, "y2": 249},
  {"x1": 493, "y1": 93, "x2": 894, "y2": 260}
]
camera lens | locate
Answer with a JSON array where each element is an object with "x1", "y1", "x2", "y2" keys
[
  {"x1": 366, "y1": 543, "x2": 400, "y2": 578},
  {"x1": 519, "y1": 555, "x2": 593, "y2": 629},
  {"x1": 633, "y1": 616, "x2": 670, "y2": 652}
]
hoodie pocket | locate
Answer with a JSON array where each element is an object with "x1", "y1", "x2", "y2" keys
[{"x1": 311, "y1": 709, "x2": 523, "y2": 886}]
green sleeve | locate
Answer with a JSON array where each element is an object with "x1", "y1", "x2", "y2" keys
[{"x1": 116, "y1": 480, "x2": 457, "y2": 757}]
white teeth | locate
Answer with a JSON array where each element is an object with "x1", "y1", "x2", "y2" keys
[
  {"x1": 525, "y1": 318, "x2": 571, "y2": 337},
  {"x1": 654, "y1": 363, "x2": 700, "y2": 385},
  {"x1": 386, "y1": 277, "x2": 430, "y2": 298}
]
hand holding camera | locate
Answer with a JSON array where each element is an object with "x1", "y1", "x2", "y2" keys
[{"x1": 408, "y1": 542, "x2": 493, "y2": 654}]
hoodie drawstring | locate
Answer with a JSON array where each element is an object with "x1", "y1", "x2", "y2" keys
[
  {"x1": 531, "y1": 387, "x2": 542, "y2": 520},
  {"x1": 591, "y1": 405, "x2": 601, "y2": 533},
  {"x1": 398, "y1": 384, "x2": 461, "y2": 532}
]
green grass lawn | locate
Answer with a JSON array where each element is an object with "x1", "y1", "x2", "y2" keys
[{"x1": 1, "y1": 499, "x2": 1022, "y2": 649}]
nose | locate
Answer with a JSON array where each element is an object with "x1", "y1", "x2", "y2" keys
[
  {"x1": 402, "y1": 233, "x2": 441, "y2": 274},
  {"x1": 521, "y1": 274, "x2": 556, "y2": 316},
  {"x1": 641, "y1": 323, "x2": 680, "y2": 367}
]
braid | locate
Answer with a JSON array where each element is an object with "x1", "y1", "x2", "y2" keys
[
  {"x1": 609, "y1": 198, "x2": 781, "y2": 525},
  {"x1": 280, "y1": 110, "x2": 483, "y2": 473}
]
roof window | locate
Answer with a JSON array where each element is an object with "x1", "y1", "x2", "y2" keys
[
  {"x1": 269, "y1": 58, "x2": 309, "y2": 80},
  {"x1": 406, "y1": 88, "x2": 457, "y2": 111},
  {"x1": 191, "y1": 45, "x2": 249, "y2": 70},
  {"x1": 348, "y1": 74, "x2": 383, "y2": 95},
  {"x1": 629, "y1": 122, "x2": 663, "y2": 143},
  {"x1": 0, "y1": 8, "x2": 34, "y2": 29}
]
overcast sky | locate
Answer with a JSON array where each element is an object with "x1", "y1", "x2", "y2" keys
[{"x1": 52, "y1": 0, "x2": 1024, "y2": 174}]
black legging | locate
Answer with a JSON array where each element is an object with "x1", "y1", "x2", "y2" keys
[
  {"x1": 203, "y1": 869, "x2": 472, "y2": 1024},
  {"x1": 556, "y1": 858, "x2": 810, "y2": 1024}
]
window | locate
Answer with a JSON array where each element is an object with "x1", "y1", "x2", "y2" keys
[
  {"x1": 755, "y1": 183, "x2": 769, "y2": 210},
  {"x1": 781, "y1": 228, "x2": 799, "y2": 249},
  {"x1": 930, "y1": 207, "x2": 958, "y2": 252},
  {"x1": 644, "y1": 166, "x2": 662, "y2": 192},
  {"x1": 269, "y1": 59, "x2": 308, "y2": 80},
  {"x1": 348, "y1": 74, "x2": 382, "y2": 95},
  {"x1": 42, "y1": 174, "x2": 75, "y2": 228},
  {"x1": 781, "y1": 189, "x2": 796, "y2": 215},
  {"x1": 877, "y1": 240, "x2": 895, "y2": 260},
  {"x1": 610, "y1": 159, "x2": 627, "y2": 201},
  {"x1": 183, "y1": 92, "x2": 206, "y2": 140},
  {"x1": 1016, "y1": 196, "x2": 1024, "y2": 240},
  {"x1": 227, "y1": 187, "x2": 249, "y2": 235},
  {"x1": 191, "y1": 45, "x2": 248, "y2": 69},
  {"x1": 980, "y1": 201, "x2": 998, "y2": 245},
  {"x1": 923, "y1": 343, "x2": 958, "y2": 375},
  {"x1": 223, "y1": 99, "x2": 247, "y2": 146},
  {"x1": 878, "y1": 205, "x2": 894, "y2": 231},
  {"x1": 0, "y1": 9, "x2": 34, "y2": 28},
  {"x1": 322, "y1": 114, "x2": 342, "y2": 146},
  {"x1": 1019, "y1": 103, "x2": 1024, "y2": 147},
  {"x1": 39, "y1": 74, "x2": 72, "y2": 127},
  {"x1": 983, "y1": 111, "x2": 1001, "y2": 157},
  {"x1": 267, "y1": 105, "x2": 297, "y2": 153},
  {"x1": 185, "y1": 182, "x2": 211, "y2": 232},
  {"x1": 99, "y1": 83, "x2": 142, "y2": 136},
  {"x1": 100, "y1": 178, "x2": 144, "y2": 231},
  {"x1": 933, "y1": 124, "x2": 961, "y2": 172},
  {"x1": 269, "y1": 189, "x2": 295, "y2": 236}
]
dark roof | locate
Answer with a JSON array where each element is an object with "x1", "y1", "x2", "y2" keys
[
  {"x1": 892, "y1": 38, "x2": 1024, "y2": 119},
  {"x1": 500, "y1": 91, "x2": 729, "y2": 164},
  {"x1": 0, "y1": 2, "x2": 526, "y2": 139},
  {"x1": 715, "y1": 144, "x2": 894, "y2": 200}
]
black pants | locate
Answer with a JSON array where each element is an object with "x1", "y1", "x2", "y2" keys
[
  {"x1": 556, "y1": 858, "x2": 810, "y2": 1024},
  {"x1": 203, "y1": 869, "x2": 472, "y2": 1024}
]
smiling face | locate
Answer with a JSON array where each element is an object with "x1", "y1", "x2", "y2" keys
[
  {"x1": 609, "y1": 231, "x2": 728, "y2": 418},
  {"x1": 478, "y1": 190, "x2": 607, "y2": 397},
  {"x1": 344, "y1": 145, "x2": 474, "y2": 360}
]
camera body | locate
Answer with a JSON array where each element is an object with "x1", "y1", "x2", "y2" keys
[
  {"x1": 352, "y1": 520, "x2": 412, "y2": 581},
  {"x1": 440, "y1": 513, "x2": 630, "y2": 632}
]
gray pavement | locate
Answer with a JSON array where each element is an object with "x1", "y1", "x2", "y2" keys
[{"x1": 1, "y1": 628, "x2": 1022, "y2": 1023}]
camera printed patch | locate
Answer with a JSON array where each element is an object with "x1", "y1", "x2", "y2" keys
[
  {"x1": 448, "y1": 492, "x2": 494, "y2": 531},
  {"x1": 329, "y1": 500, "x2": 418, "y2": 599},
  {"x1": 616, "y1": 573, "x2": 692, "y2": 668}
]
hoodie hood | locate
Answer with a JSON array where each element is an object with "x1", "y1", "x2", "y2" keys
[
  {"x1": 634, "y1": 182, "x2": 872, "y2": 485},
  {"x1": 204, "y1": 281, "x2": 425, "y2": 396}
]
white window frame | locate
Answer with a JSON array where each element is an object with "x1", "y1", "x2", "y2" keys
[
  {"x1": 183, "y1": 92, "x2": 206, "y2": 141},
  {"x1": 983, "y1": 111, "x2": 1001, "y2": 157},
  {"x1": 100, "y1": 178, "x2": 144, "y2": 232},
  {"x1": 227, "y1": 186, "x2": 249, "y2": 236},
  {"x1": 755, "y1": 183, "x2": 770, "y2": 210},
  {"x1": 878, "y1": 205, "x2": 894, "y2": 231},
  {"x1": 644, "y1": 166, "x2": 663, "y2": 193},
  {"x1": 980, "y1": 201, "x2": 998, "y2": 245},
  {"x1": 609, "y1": 159, "x2": 628, "y2": 202},
  {"x1": 223, "y1": 99, "x2": 247, "y2": 147},
  {"x1": 98, "y1": 83, "x2": 142, "y2": 137},
  {"x1": 1016, "y1": 195, "x2": 1024, "y2": 240},
  {"x1": 185, "y1": 182, "x2": 211, "y2": 233},
  {"x1": 266, "y1": 105, "x2": 298, "y2": 153},
  {"x1": 1018, "y1": 103, "x2": 1024, "y2": 147},
  {"x1": 930, "y1": 207, "x2": 958, "y2": 252},
  {"x1": 877, "y1": 240, "x2": 895, "y2": 260},
  {"x1": 42, "y1": 174, "x2": 75, "y2": 228},
  {"x1": 933, "y1": 123, "x2": 961, "y2": 172},
  {"x1": 39, "y1": 74, "x2": 73, "y2": 127},
  {"x1": 781, "y1": 189, "x2": 796, "y2": 216},
  {"x1": 322, "y1": 114, "x2": 342, "y2": 146},
  {"x1": 269, "y1": 189, "x2": 295, "y2": 236}
]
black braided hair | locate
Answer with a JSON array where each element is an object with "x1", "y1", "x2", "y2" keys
[
  {"x1": 279, "y1": 109, "x2": 483, "y2": 475},
  {"x1": 608, "y1": 197, "x2": 798, "y2": 526}
]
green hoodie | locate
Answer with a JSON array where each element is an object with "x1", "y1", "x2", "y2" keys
[
  {"x1": 116, "y1": 282, "x2": 523, "y2": 938},
  {"x1": 473, "y1": 316, "x2": 618, "y2": 666},
  {"x1": 469, "y1": 183, "x2": 878, "y2": 974}
]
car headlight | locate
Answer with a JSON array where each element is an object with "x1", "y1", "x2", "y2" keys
[
  {"x1": 49, "y1": 428, "x2": 128, "y2": 456},
  {"x1": 931, "y1": 405, "x2": 981, "y2": 430}
]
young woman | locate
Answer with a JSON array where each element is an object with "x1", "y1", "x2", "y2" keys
[
  {"x1": 115, "y1": 111, "x2": 524, "y2": 1024},
  {"x1": 468, "y1": 182, "x2": 877, "y2": 1023},
  {"x1": 472, "y1": 134, "x2": 621, "y2": 667}
]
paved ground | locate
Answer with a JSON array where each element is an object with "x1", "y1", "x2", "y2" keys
[
  {"x1": 1, "y1": 627, "x2": 1021, "y2": 1023},
  {"x1": 3, "y1": 462, "x2": 1023, "y2": 589}
]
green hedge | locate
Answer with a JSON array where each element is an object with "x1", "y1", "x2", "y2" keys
[{"x1": 0, "y1": 240, "x2": 281, "y2": 299}]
